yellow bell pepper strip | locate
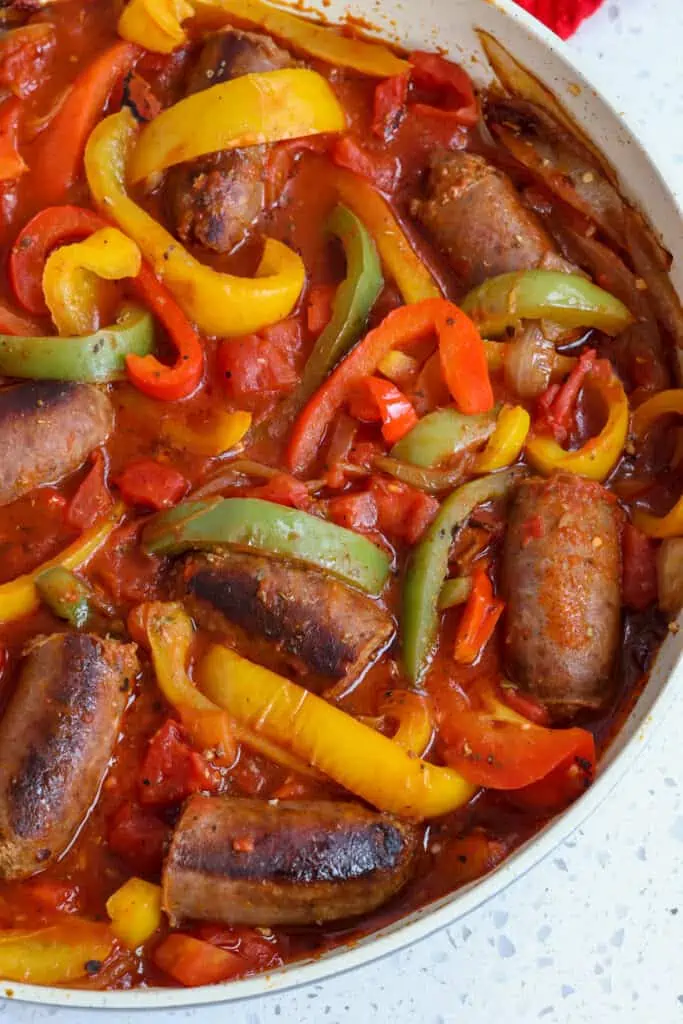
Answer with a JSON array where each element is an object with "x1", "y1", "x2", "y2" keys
[
  {"x1": 474, "y1": 404, "x2": 531, "y2": 473},
  {"x1": 84, "y1": 110, "x2": 305, "y2": 337},
  {"x1": 377, "y1": 349, "x2": 419, "y2": 384},
  {"x1": 118, "y1": 0, "x2": 194, "y2": 54},
  {"x1": 0, "y1": 922, "x2": 114, "y2": 984},
  {"x1": 328, "y1": 164, "x2": 441, "y2": 304},
  {"x1": 629, "y1": 390, "x2": 683, "y2": 537},
  {"x1": 461, "y1": 270, "x2": 634, "y2": 338},
  {"x1": 199, "y1": 645, "x2": 475, "y2": 819},
  {"x1": 142, "y1": 496, "x2": 391, "y2": 595},
  {"x1": 116, "y1": 388, "x2": 252, "y2": 456},
  {"x1": 0, "y1": 304, "x2": 155, "y2": 382},
  {"x1": 129, "y1": 69, "x2": 346, "y2": 182},
  {"x1": 139, "y1": 601, "x2": 236, "y2": 762},
  {"x1": 526, "y1": 363, "x2": 628, "y2": 481},
  {"x1": 392, "y1": 407, "x2": 499, "y2": 468},
  {"x1": 0, "y1": 502, "x2": 124, "y2": 626},
  {"x1": 43, "y1": 227, "x2": 141, "y2": 337},
  {"x1": 191, "y1": 0, "x2": 410, "y2": 77},
  {"x1": 380, "y1": 691, "x2": 434, "y2": 759},
  {"x1": 106, "y1": 878, "x2": 162, "y2": 949},
  {"x1": 402, "y1": 470, "x2": 519, "y2": 684}
]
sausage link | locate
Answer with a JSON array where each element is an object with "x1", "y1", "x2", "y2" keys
[
  {"x1": 0, "y1": 633, "x2": 138, "y2": 879},
  {"x1": 412, "y1": 151, "x2": 563, "y2": 290},
  {"x1": 0, "y1": 382, "x2": 113, "y2": 506},
  {"x1": 177, "y1": 551, "x2": 394, "y2": 687},
  {"x1": 502, "y1": 474, "x2": 622, "y2": 720},
  {"x1": 165, "y1": 28, "x2": 293, "y2": 253},
  {"x1": 163, "y1": 796, "x2": 419, "y2": 926}
]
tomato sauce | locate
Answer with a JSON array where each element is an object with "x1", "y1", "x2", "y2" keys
[{"x1": 0, "y1": 0, "x2": 674, "y2": 991}]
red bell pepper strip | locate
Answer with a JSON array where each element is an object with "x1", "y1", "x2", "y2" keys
[
  {"x1": 331, "y1": 135, "x2": 399, "y2": 193},
  {"x1": 9, "y1": 205, "x2": 205, "y2": 399},
  {"x1": 372, "y1": 73, "x2": 409, "y2": 140},
  {"x1": 126, "y1": 264, "x2": 204, "y2": 400},
  {"x1": 535, "y1": 347, "x2": 596, "y2": 443},
  {"x1": 349, "y1": 376, "x2": 418, "y2": 443},
  {"x1": 409, "y1": 51, "x2": 479, "y2": 127},
  {"x1": 0, "y1": 97, "x2": 27, "y2": 182},
  {"x1": 30, "y1": 41, "x2": 139, "y2": 206},
  {"x1": 306, "y1": 283, "x2": 335, "y2": 336},
  {"x1": 115, "y1": 459, "x2": 189, "y2": 510},
  {"x1": 0, "y1": 23, "x2": 56, "y2": 100},
  {"x1": 66, "y1": 450, "x2": 113, "y2": 531},
  {"x1": 10, "y1": 206, "x2": 107, "y2": 315},
  {"x1": 438, "y1": 305, "x2": 494, "y2": 416},
  {"x1": 287, "y1": 298, "x2": 493, "y2": 474},
  {"x1": 453, "y1": 565, "x2": 504, "y2": 664}
]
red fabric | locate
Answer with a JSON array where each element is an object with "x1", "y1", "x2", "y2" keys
[{"x1": 514, "y1": 0, "x2": 604, "y2": 38}]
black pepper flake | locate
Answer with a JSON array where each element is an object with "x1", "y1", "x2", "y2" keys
[{"x1": 85, "y1": 960, "x2": 103, "y2": 975}]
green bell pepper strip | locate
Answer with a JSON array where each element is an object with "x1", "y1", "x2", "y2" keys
[
  {"x1": 438, "y1": 576, "x2": 471, "y2": 610},
  {"x1": 0, "y1": 304, "x2": 154, "y2": 382},
  {"x1": 461, "y1": 270, "x2": 633, "y2": 338},
  {"x1": 35, "y1": 566, "x2": 93, "y2": 628},
  {"x1": 391, "y1": 407, "x2": 499, "y2": 468},
  {"x1": 402, "y1": 469, "x2": 520, "y2": 683},
  {"x1": 258, "y1": 203, "x2": 383, "y2": 442},
  {"x1": 142, "y1": 496, "x2": 391, "y2": 595}
]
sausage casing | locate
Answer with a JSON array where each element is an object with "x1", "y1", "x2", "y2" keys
[
  {"x1": 0, "y1": 633, "x2": 138, "y2": 879},
  {"x1": 502, "y1": 474, "x2": 621, "y2": 719},
  {"x1": 163, "y1": 797, "x2": 419, "y2": 926},
  {"x1": 0, "y1": 381, "x2": 113, "y2": 506},
  {"x1": 178, "y1": 551, "x2": 394, "y2": 686}
]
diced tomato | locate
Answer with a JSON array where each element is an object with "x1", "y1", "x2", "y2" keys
[
  {"x1": 409, "y1": 51, "x2": 479, "y2": 127},
  {"x1": 113, "y1": 71, "x2": 162, "y2": 122},
  {"x1": 153, "y1": 933, "x2": 244, "y2": 987},
  {"x1": 497, "y1": 683, "x2": 551, "y2": 727},
  {"x1": 65, "y1": 450, "x2": 113, "y2": 531},
  {"x1": 91, "y1": 520, "x2": 162, "y2": 604},
  {"x1": 327, "y1": 491, "x2": 378, "y2": 532},
  {"x1": 0, "y1": 23, "x2": 55, "y2": 99},
  {"x1": 246, "y1": 472, "x2": 311, "y2": 510},
  {"x1": 331, "y1": 136, "x2": 399, "y2": 193},
  {"x1": 0, "y1": 97, "x2": 27, "y2": 181},
  {"x1": 217, "y1": 330, "x2": 298, "y2": 410},
  {"x1": 535, "y1": 349, "x2": 596, "y2": 444},
  {"x1": 195, "y1": 924, "x2": 283, "y2": 970},
  {"x1": 306, "y1": 283, "x2": 335, "y2": 336},
  {"x1": 106, "y1": 802, "x2": 170, "y2": 875},
  {"x1": 349, "y1": 376, "x2": 418, "y2": 444},
  {"x1": 23, "y1": 879, "x2": 80, "y2": 915},
  {"x1": 264, "y1": 136, "x2": 332, "y2": 206},
  {"x1": 622, "y1": 522, "x2": 658, "y2": 610},
  {"x1": 370, "y1": 476, "x2": 439, "y2": 545},
  {"x1": 139, "y1": 720, "x2": 221, "y2": 806},
  {"x1": 115, "y1": 459, "x2": 189, "y2": 510},
  {"x1": 372, "y1": 73, "x2": 409, "y2": 140}
]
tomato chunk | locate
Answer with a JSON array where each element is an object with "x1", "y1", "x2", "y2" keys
[
  {"x1": 115, "y1": 460, "x2": 189, "y2": 510},
  {"x1": 139, "y1": 721, "x2": 221, "y2": 806}
]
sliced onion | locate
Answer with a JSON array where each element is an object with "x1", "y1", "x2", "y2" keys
[
  {"x1": 657, "y1": 538, "x2": 683, "y2": 615},
  {"x1": 504, "y1": 324, "x2": 555, "y2": 398}
]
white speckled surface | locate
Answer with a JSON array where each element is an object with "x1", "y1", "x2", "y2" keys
[{"x1": 3, "y1": 2, "x2": 683, "y2": 1021}]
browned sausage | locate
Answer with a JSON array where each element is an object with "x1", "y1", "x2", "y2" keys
[
  {"x1": 177, "y1": 551, "x2": 394, "y2": 687},
  {"x1": 0, "y1": 381, "x2": 113, "y2": 506},
  {"x1": 163, "y1": 796, "x2": 419, "y2": 926},
  {"x1": 164, "y1": 28, "x2": 293, "y2": 253},
  {"x1": 0, "y1": 633, "x2": 138, "y2": 879},
  {"x1": 502, "y1": 474, "x2": 622, "y2": 720},
  {"x1": 411, "y1": 151, "x2": 564, "y2": 290}
]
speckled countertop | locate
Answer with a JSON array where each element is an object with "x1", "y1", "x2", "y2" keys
[{"x1": 4, "y1": 1, "x2": 683, "y2": 1022}]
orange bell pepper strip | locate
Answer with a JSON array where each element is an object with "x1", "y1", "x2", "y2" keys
[
  {"x1": 453, "y1": 565, "x2": 504, "y2": 665},
  {"x1": 287, "y1": 298, "x2": 493, "y2": 474},
  {"x1": 153, "y1": 933, "x2": 243, "y2": 986},
  {"x1": 0, "y1": 96, "x2": 27, "y2": 181},
  {"x1": 199, "y1": 645, "x2": 476, "y2": 819},
  {"x1": 30, "y1": 41, "x2": 139, "y2": 206},
  {"x1": 349, "y1": 376, "x2": 418, "y2": 444}
]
